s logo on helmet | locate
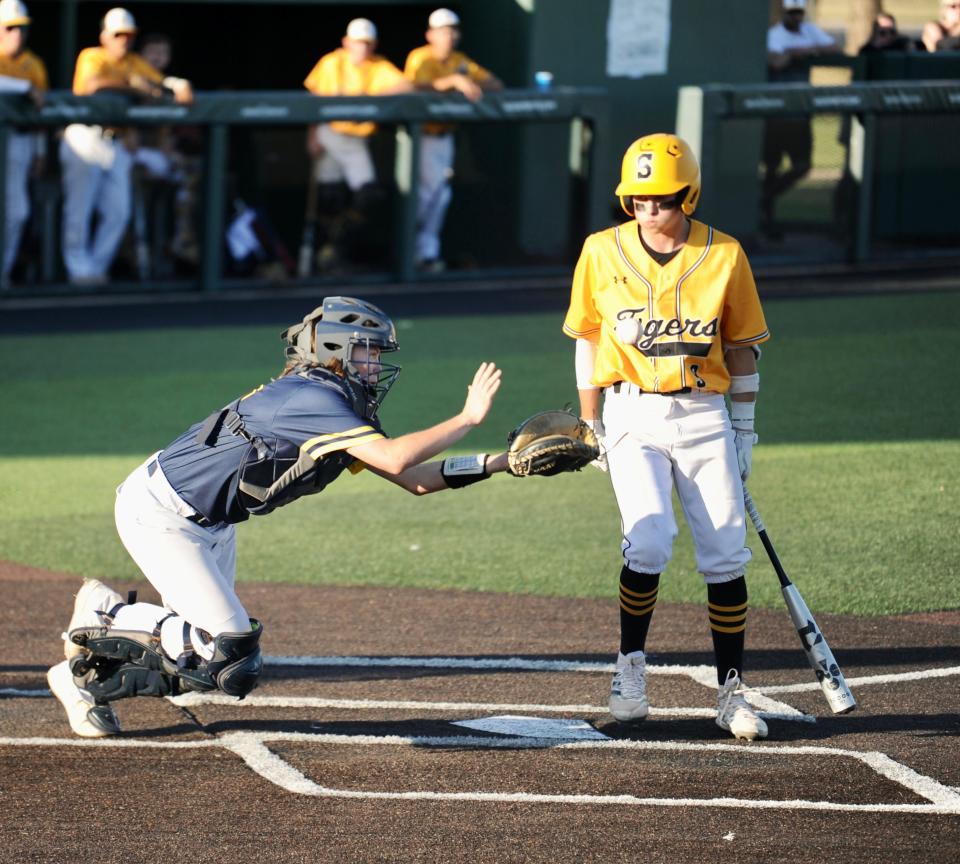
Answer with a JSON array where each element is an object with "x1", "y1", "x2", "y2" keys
[{"x1": 636, "y1": 152, "x2": 653, "y2": 179}]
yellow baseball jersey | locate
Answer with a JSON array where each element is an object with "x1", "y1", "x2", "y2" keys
[
  {"x1": 72, "y1": 47, "x2": 162, "y2": 95},
  {"x1": 404, "y1": 46, "x2": 491, "y2": 135},
  {"x1": 563, "y1": 220, "x2": 769, "y2": 394},
  {"x1": 0, "y1": 49, "x2": 49, "y2": 91},
  {"x1": 304, "y1": 48, "x2": 406, "y2": 137}
]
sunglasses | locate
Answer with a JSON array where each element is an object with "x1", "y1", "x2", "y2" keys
[
  {"x1": 876, "y1": 27, "x2": 895, "y2": 36},
  {"x1": 633, "y1": 195, "x2": 682, "y2": 212}
]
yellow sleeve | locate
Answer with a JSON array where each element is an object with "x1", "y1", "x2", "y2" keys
[
  {"x1": 33, "y1": 55, "x2": 49, "y2": 91},
  {"x1": 562, "y1": 236, "x2": 602, "y2": 341},
  {"x1": 304, "y1": 56, "x2": 327, "y2": 93},
  {"x1": 72, "y1": 49, "x2": 104, "y2": 94},
  {"x1": 721, "y1": 245, "x2": 770, "y2": 347},
  {"x1": 369, "y1": 58, "x2": 406, "y2": 93},
  {"x1": 462, "y1": 55, "x2": 492, "y2": 83},
  {"x1": 403, "y1": 48, "x2": 423, "y2": 79},
  {"x1": 130, "y1": 53, "x2": 164, "y2": 84}
]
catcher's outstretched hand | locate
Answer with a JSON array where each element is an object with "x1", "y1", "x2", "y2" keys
[{"x1": 461, "y1": 362, "x2": 502, "y2": 426}]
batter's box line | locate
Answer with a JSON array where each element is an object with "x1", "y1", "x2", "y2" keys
[
  {"x1": 166, "y1": 692, "x2": 816, "y2": 724},
  {"x1": 3, "y1": 731, "x2": 959, "y2": 814},
  {"x1": 263, "y1": 656, "x2": 804, "y2": 716}
]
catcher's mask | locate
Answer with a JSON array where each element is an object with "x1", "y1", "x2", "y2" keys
[
  {"x1": 614, "y1": 133, "x2": 701, "y2": 217},
  {"x1": 281, "y1": 296, "x2": 400, "y2": 419}
]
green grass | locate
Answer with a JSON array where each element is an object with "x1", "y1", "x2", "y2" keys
[{"x1": 1, "y1": 292, "x2": 958, "y2": 615}]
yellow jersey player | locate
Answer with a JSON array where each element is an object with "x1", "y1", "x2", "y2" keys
[
  {"x1": 60, "y1": 7, "x2": 192, "y2": 285},
  {"x1": 403, "y1": 8, "x2": 502, "y2": 271},
  {"x1": 303, "y1": 18, "x2": 411, "y2": 269},
  {"x1": 564, "y1": 133, "x2": 772, "y2": 741},
  {"x1": 0, "y1": 0, "x2": 47, "y2": 284}
]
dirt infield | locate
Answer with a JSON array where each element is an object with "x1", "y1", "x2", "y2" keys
[{"x1": 2, "y1": 561, "x2": 958, "y2": 863}]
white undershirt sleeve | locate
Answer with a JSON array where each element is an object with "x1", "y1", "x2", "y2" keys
[{"x1": 575, "y1": 338, "x2": 599, "y2": 390}]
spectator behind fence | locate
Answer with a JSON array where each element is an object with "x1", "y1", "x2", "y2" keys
[
  {"x1": 403, "y1": 8, "x2": 502, "y2": 273},
  {"x1": 133, "y1": 32, "x2": 202, "y2": 267},
  {"x1": 61, "y1": 7, "x2": 192, "y2": 285},
  {"x1": 931, "y1": 0, "x2": 960, "y2": 51},
  {"x1": 0, "y1": 0, "x2": 47, "y2": 287},
  {"x1": 302, "y1": 18, "x2": 412, "y2": 272},
  {"x1": 761, "y1": 0, "x2": 840, "y2": 240},
  {"x1": 858, "y1": 12, "x2": 918, "y2": 54}
]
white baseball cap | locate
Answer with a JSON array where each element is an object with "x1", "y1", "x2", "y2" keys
[
  {"x1": 428, "y1": 8, "x2": 460, "y2": 29},
  {"x1": 102, "y1": 7, "x2": 137, "y2": 34},
  {"x1": 783, "y1": 0, "x2": 806, "y2": 9},
  {"x1": 0, "y1": 0, "x2": 31, "y2": 27},
  {"x1": 345, "y1": 18, "x2": 377, "y2": 42}
]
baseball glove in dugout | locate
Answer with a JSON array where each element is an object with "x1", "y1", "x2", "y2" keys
[{"x1": 506, "y1": 410, "x2": 600, "y2": 477}]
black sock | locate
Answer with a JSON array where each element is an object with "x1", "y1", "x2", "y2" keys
[
  {"x1": 708, "y1": 577, "x2": 748, "y2": 685},
  {"x1": 619, "y1": 565, "x2": 660, "y2": 655}
]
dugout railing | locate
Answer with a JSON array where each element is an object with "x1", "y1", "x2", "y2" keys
[
  {"x1": 677, "y1": 80, "x2": 960, "y2": 269},
  {"x1": 0, "y1": 87, "x2": 604, "y2": 295}
]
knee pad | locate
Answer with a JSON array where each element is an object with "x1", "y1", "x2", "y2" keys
[{"x1": 178, "y1": 619, "x2": 263, "y2": 698}]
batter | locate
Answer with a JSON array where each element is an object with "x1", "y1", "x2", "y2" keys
[{"x1": 563, "y1": 133, "x2": 771, "y2": 740}]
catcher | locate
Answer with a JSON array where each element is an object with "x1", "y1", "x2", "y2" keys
[{"x1": 48, "y1": 296, "x2": 536, "y2": 737}]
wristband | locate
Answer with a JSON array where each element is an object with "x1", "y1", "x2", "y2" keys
[
  {"x1": 441, "y1": 454, "x2": 490, "y2": 488},
  {"x1": 729, "y1": 373, "x2": 759, "y2": 395},
  {"x1": 729, "y1": 400, "x2": 755, "y2": 430}
]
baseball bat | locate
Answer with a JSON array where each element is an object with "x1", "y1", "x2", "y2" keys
[
  {"x1": 743, "y1": 488, "x2": 856, "y2": 714},
  {"x1": 297, "y1": 156, "x2": 320, "y2": 278}
]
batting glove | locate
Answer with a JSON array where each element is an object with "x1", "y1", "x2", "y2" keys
[
  {"x1": 729, "y1": 401, "x2": 757, "y2": 481},
  {"x1": 583, "y1": 417, "x2": 608, "y2": 473}
]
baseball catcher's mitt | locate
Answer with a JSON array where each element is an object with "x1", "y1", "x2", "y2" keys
[{"x1": 506, "y1": 410, "x2": 600, "y2": 477}]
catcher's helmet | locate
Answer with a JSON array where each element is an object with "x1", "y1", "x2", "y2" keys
[
  {"x1": 281, "y1": 296, "x2": 400, "y2": 419},
  {"x1": 614, "y1": 133, "x2": 701, "y2": 217}
]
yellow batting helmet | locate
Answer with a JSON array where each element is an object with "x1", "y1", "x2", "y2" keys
[{"x1": 615, "y1": 133, "x2": 701, "y2": 217}]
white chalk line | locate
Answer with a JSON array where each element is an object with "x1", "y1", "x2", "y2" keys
[
  {"x1": 755, "y1": 665, "x2": 960, "y2": 694},
  {"x1": 2, "y1": 730, "x2": 958, "y2": 814},
  {"x1": 263, "y1": 657, "x2": 803, "y2": 716},
  {"x1": 166, "y1": 692, "x2": 814, "y2": 723}
]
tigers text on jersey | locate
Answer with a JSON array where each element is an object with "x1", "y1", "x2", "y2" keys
[
  {"x1": 304, "y1": 48, "x2": 406, "y2": 137},
  {"x1": 563, "y1": 220, "x2": 769, "y2": 394},
  {"x1": 158, "y1": 369, "x2": 384, "y2": 525},
  {"x1": 72, "y1": 47, "x2": 162, "y2": 95},
  {"x1": 0, "y1": 49, "x2": 48, "y2": 91},
  {"x1": 403, "y1": 46, "x2": 492, "y2": 135}
]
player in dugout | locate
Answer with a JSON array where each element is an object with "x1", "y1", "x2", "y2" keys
[
  {"x1": 303, "y1": 18, "x2": 412, "y2": 271},
  {"x1": 60, "y1": 7, "x2": 193, "y2": 285},
  {"x1": 47, "y1": 297, "x2": 513, "y2": 738},
  {"x1": 404, "y1": 8, "x2": 502, "y2": 273},
  {"x1": 564, "y1": 134, "x2": 772, "y2": 741},
  {"x1": 0, "y1": 0, "x2": 47, "y2": 288}
]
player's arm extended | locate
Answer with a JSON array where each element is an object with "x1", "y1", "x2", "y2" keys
[
  {"x1": 347, "y1": 362, "x2": 502, "y2": 481},
  {"x1": 724, "y1": 347, "x2": 758, "y2": 404},
  {"x1": 365, "y1": 451, "x2": 509, "y2": 495}
]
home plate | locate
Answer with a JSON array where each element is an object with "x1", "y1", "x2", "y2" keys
[{"x1": 451, "y1": 715, "x2": 609, "y2": 740}]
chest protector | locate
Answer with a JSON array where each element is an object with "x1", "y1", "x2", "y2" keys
[{"x1": 195, "y1": 394, "x2": 351, "y2": 518}]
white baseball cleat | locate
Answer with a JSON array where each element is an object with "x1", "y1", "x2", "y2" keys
[
  {"x1": 62, "y1": 578, "x2": 124, "y2": 660},
  {"x1": 609, "y1": 650, "x2": 649, "y2": 722},
  {"x1": 716, "y1": 670, "x2": 768, "y2": 741},
  {"x1": 46, "y1": 660, "x2": 121, "y2": 738}
]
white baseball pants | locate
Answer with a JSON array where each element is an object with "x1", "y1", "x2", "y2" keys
[
  {"x1": 4, "y1": 132, "x2": 35, "y2": 277},
  {"x1": 59, "y1": 124, "x2": 132, "y2": 280},
  {"x1": 113, "y1": 453, "x2": 250, "y2": 659},
  {"x1": 602, "y1": 386, "x2": 751, "y2": 583},
  {"x1": 416, "y1": 133, "x2": 454, "y2": 263},
  {"x1": 314, "y1": 125, "x2": 375, "y2": 191}
]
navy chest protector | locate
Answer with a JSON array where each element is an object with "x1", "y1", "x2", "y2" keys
[{"x1": 195, "y1": 401, "x2": 350, "y2": 517}]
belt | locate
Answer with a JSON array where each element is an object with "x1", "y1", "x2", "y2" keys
[{"x1": 610, "y1": 382, "x2": 692, "y2": 396}]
